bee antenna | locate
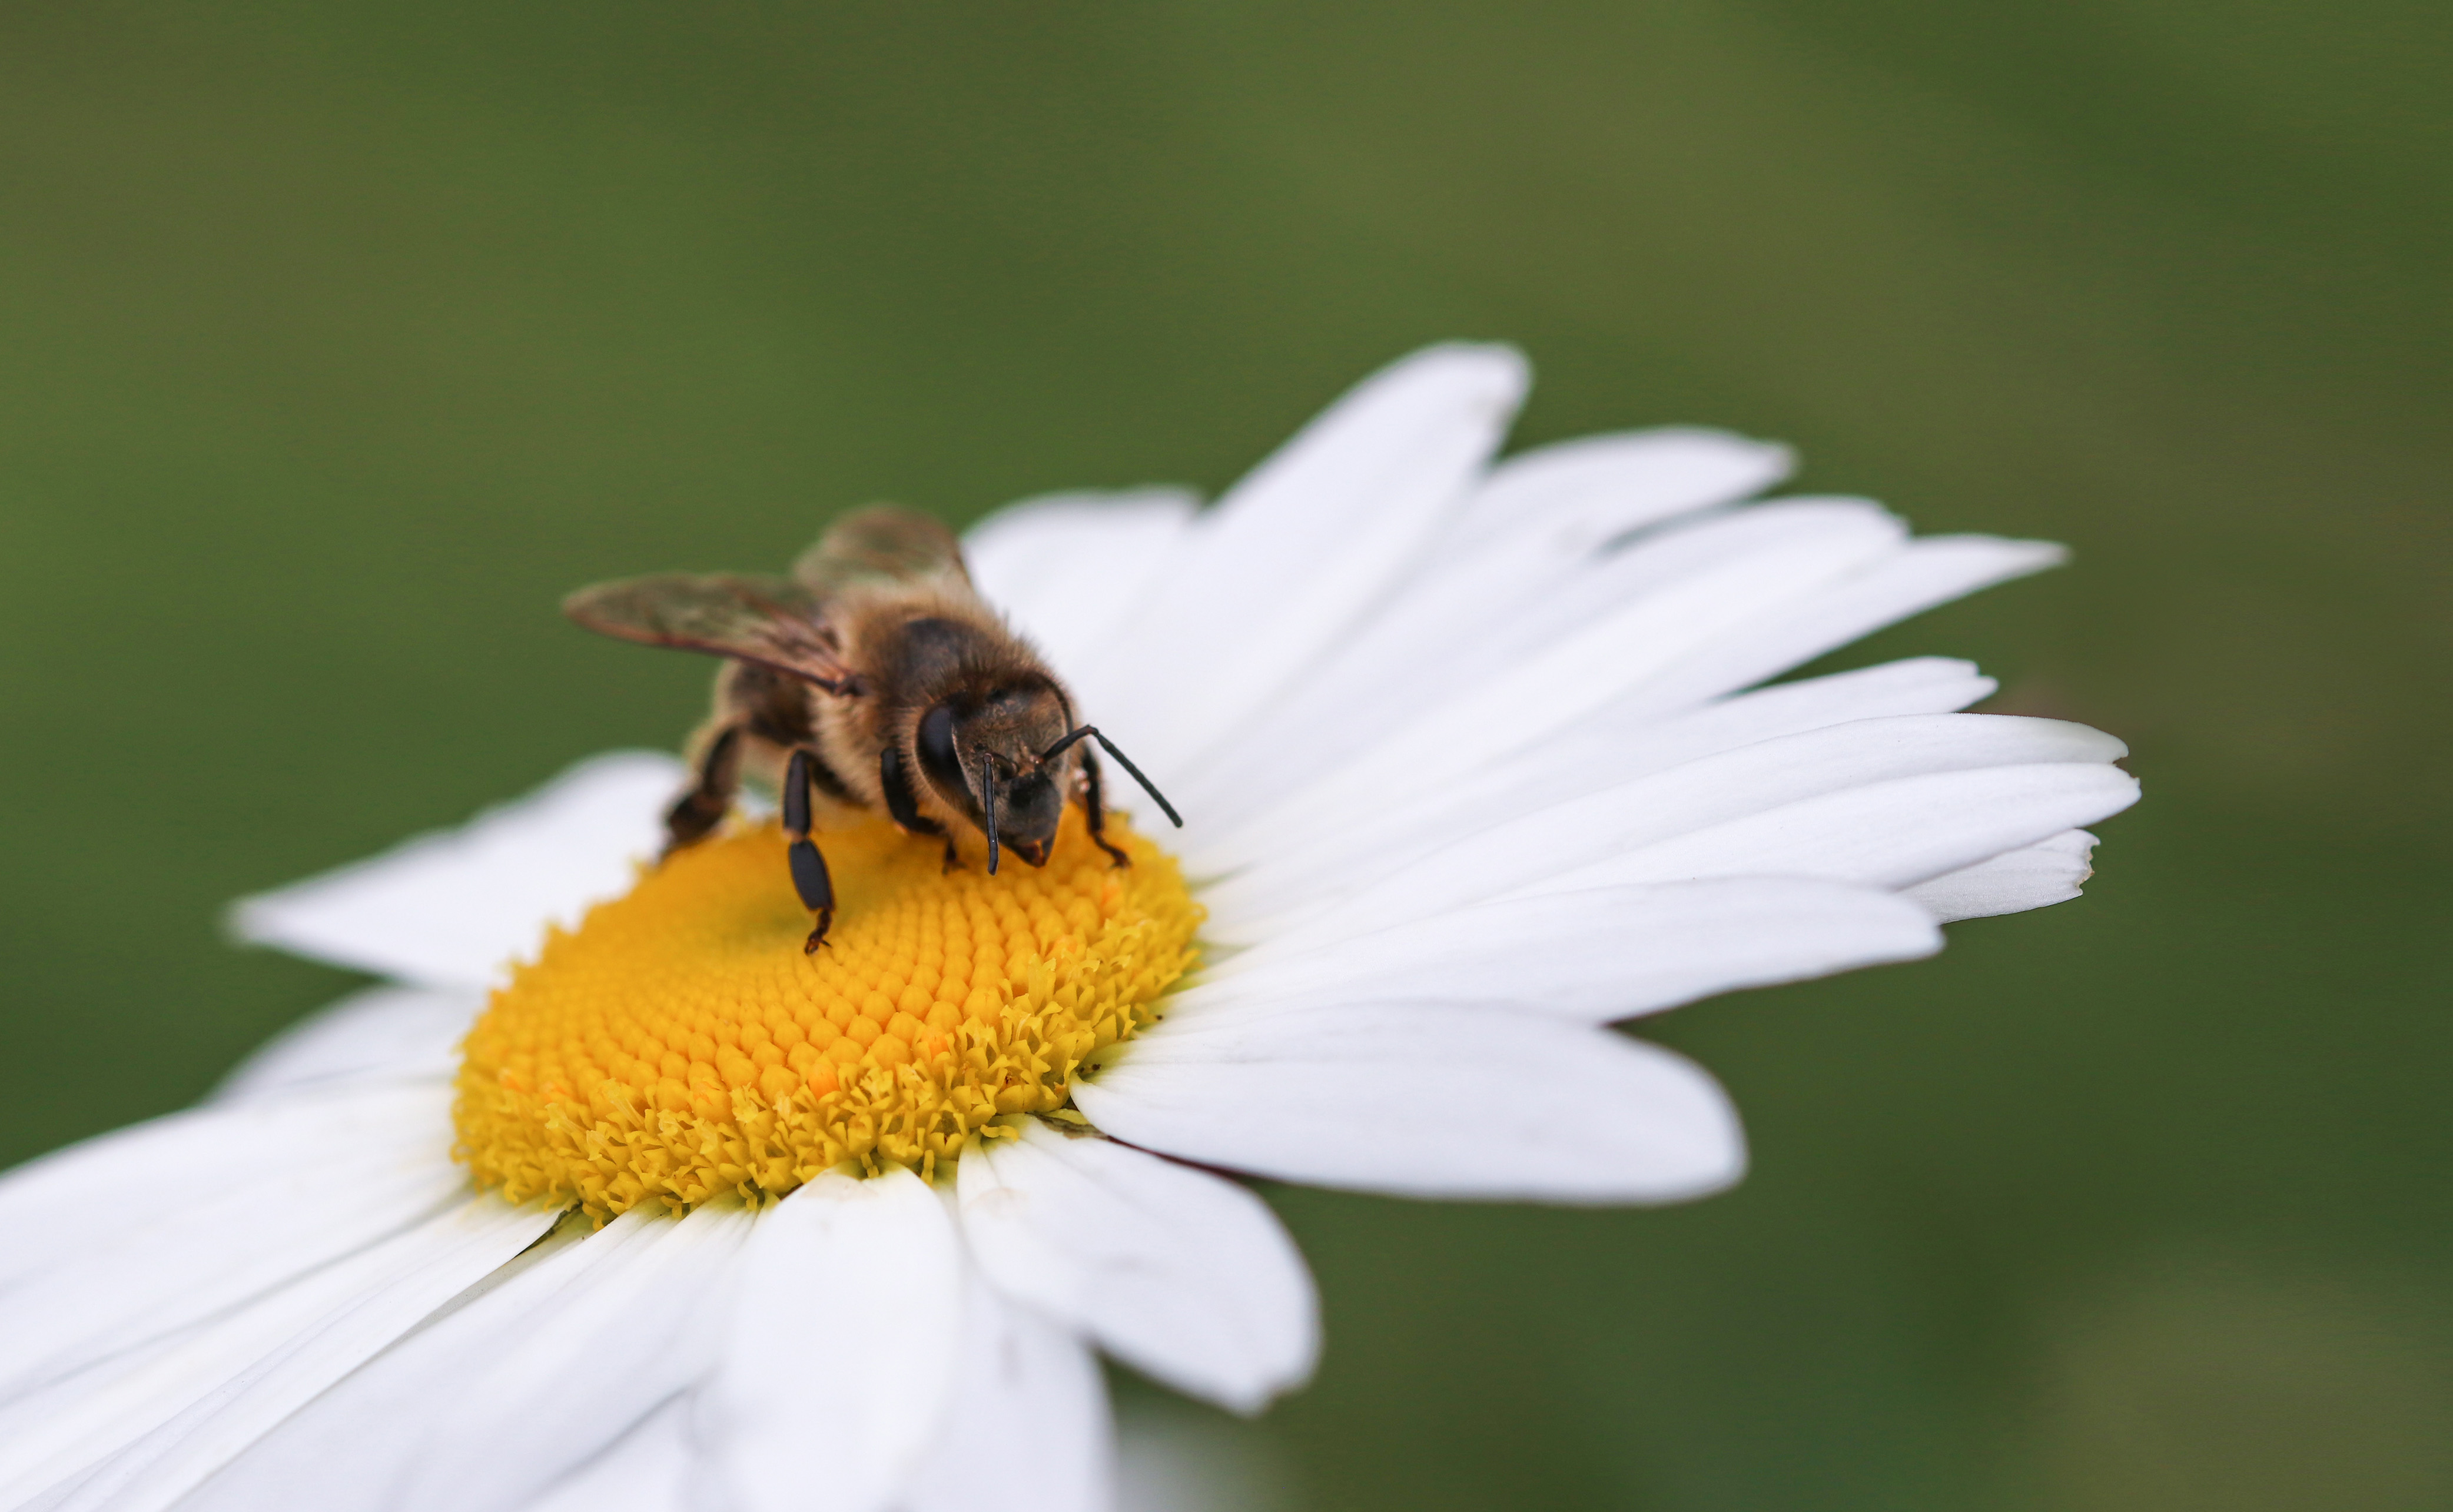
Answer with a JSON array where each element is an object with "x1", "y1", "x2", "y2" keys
[
  {"x1": 1041, "y1": 725, "x2": 1181, "y2": 829},
  {"x1": 977, "y1": 751, "x2": 1001, "y2": 876}
]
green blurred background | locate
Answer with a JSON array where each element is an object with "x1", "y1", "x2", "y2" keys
[{"x1": 3, "y1": 2, "x2": 2447, "y2": 1507}]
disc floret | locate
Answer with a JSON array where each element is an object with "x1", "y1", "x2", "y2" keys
[{"x1": 454, "y1": 810, "x2": 1200, "y2": 1221}]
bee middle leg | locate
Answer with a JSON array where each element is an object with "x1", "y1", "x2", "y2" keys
[{"x1": 784, "y1": 749, "x2": 836, "y2": 952}]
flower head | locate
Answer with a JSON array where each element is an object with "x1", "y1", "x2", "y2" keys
[{"x1": 0, "y1": 345, "x2": 2135, "y2": 1512}]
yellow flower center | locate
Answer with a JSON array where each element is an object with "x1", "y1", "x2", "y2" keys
[{"x1": 454, "y1": 810, "x2": 1200, "y2": 1222}]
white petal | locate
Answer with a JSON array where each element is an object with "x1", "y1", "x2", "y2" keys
[
  {"x1": 0, "y1": 1193, "x2": 559, "y2": 1512},
  {"x1": 182, "y1": 1202, "x2": 755, "y2": 1512},
  {"x1": 229, "y1": 750, "x2": 685, "y2": 989},
  {"x1": 1905, "y1": 828, "x2": 2100, "y2": 922},
  {"x1": 1495, "y1": 654, "x2": 2000, "y2": 822},
  {"x1": 1074, "y1": 1008, "x2": 1744, "y2": 1204},
  {"x1": 958, "y1": 1123, "x2": 1317, "y2": 1414},
  {"x1": 1193, "y1": 656, "x2": 1996, "y2": 913},
  {"x1": 1442, "y1": 426, "x2": 1792, "y2": 555},
  {"x1": 1186, "y1": 878, "x2": 1940, "y2": 1026},
  {"x1": 963, "y1": 487, "x2": 1200, "y2": 676},
  {"x1": 519, "y1": 1394, "x2": 693, "y2": 1512},
  {"x1": 1164, "y1": 436, "x2": 1802, "y2": 822},
  {"x1": 210, "y1": 986, "x2": 482, "y2": 1105},
  {"x1": 1528, "y1": 763, "x2": 2139, "y2": 899},
  {"x1": 387, "y1": 1205, "x2": 749, "y2": 1512},
  {"x1": 1074, "y1": 344, "x2": 1528, "y2": 776},
  {"x1": 1216, "y1": 713, "x2": 2128, "y2": 951},
  {"x1": 1609, "y1": 534, "x2": 2067, "y2": 717},
  {"x1": 1184, "y1": 501, "x2": 1908, "y2": 855},
  {"x1": 901, "y1": 1278, "x2": 1113, "y2": 1512},
  {"x1": 0, "y1": 1154, "x2": 467, "y2": 1409},
  {"x1": 704, "y1": 1168, "x2": 965, "y2": 1512},
  {"x1": 1552, "y1": 649, "x2": 1998, "y2": 762},
  {"x1": 0, "y1": 1080, "x2": 456, "y2": 1300}
]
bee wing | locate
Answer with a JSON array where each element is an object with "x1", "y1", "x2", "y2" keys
[
  {"x1": 562, "y1": 573, "x2": 857, "y2": 690},
  {"x1": 791, "y1": 504, "x2": 975, "y2": 599}
]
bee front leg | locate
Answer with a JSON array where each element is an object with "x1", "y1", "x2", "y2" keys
[
  {"x1": 1080, "y1": 746, "x2": 1131, "y2": 869},
  {"x1": 785, "y1": 749, "x2": 836, "y2": 952},
  {"x1": 879, "y1": 746, "x2": 960, "y2": 872},
  {"x1": 665, "y1": 724, "x2": 745, "y2": 856}
]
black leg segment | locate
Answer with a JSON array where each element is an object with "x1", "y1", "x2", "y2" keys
[
  {"x1": 1080, "y1": 747, "x2": 1131, "y2": 869},
  {"x1": 665, "y1": 724, "x2": 745, "y2": 855},
  {"x1": 977, "y1": 752, "x2": 1001, "y2": 876},
  {"x1": 785, "y1": 749, "x2": 837, "y2": 951},
  {"x1": 879, "y1": 746, "x2": 949, "y2": 839},
  {"x1": 789, "y1": 839, "x2": 835, "y2": 952},
  {"x1": 782, "y1": 747, "x2": 814, "y2": 836}
]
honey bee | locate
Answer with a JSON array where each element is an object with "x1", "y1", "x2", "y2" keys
[{"x1": 563, "y1": 505, "x2": 1180, "y2": 951}]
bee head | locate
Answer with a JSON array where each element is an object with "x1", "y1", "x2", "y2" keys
[{"x1": 912, "y1": 681, "x2": 1073, "y2": 869}]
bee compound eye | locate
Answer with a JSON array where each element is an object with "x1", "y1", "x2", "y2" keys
[{"x1": 915, "y1": 702, "x2": 967, "y2": 795}]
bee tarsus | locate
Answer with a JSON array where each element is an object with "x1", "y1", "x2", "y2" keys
[{"x1": 782, "y1": 751, "x2": 838, "y2": 951}]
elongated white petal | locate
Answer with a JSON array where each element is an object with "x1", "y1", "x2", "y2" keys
[
  {"x1": 1612, "y1": 534, "x2": 2067, "y2": 717},
  {"x1": 1436, "y1": 499, "x2": 1900, "y2": 684},
  {"x1": 1074, "y1": 1008, "x2": 1744, "y2": 1204},
  {"x1": 0, "y1": 1194, "x2": 558, "y2": 1512},
  {"x1": 1492, "y1": 655, "x2": 2000, "y2": 827},
  {"x1": 958, "y1": 1123, "x2": 1317, "y2": 1414},
  {"x1": 230, "y1": 751, "x2": 683, "y2": 988},
  {"x1": 211, "y1": 986, "x2": 482, "y2": 1105},
  {"x1": 0, "y1": 1079, "x2": 454, "y2": 1298},
  {"x1": 1906, "y1": 828, "x2": 2100, "y2": 921},
  {"x1": 184, "y1": 1201, "x2": 753, "y2": 1512},
  {"x1": 1193, "y1": 656, "x2": 1996, "y2": 896},
  {"x1": 964, "y1": 487, "x2": 1200, "y2": 675},
  {"x1": 901, "y1": 1277, "x2": 1113, "y2": 1512},
  {"x1": 0, "y1": 1161, "x2": 469, "y2": 1408},
  {"x1": 524, "y1": 1387, "x2": 1236, "y2": 1512},
  {"x1": 390, "y1": 1202, "x2": 748, "y2": 1512},
  {"x1": 1181, "y1": 500, "x2": 1907, "y2": 843},
  {"x1": 1443, "y1": 426, "x2": 1792, "y2": 554},
  {"x1": 1582, "y1": 653, "x2": 1996, "y2": 746},
  {"x1": 1169, "y1": 451, "x2": 1815, "y2": 822},
  {"x1": 1217, "y1": 714, "x2": 2128, "y2": 951},
  {"x1": 1527, "y1": 763, "x2": 2138, "y2": 900},
  {"x1": 1076, "y1": 345, "x2": 1527, "y2": 776},
  {"x1": 519, "y1": 1394, "x2": 694, "y2": 1512},
  {"x1": 705, "y1": 1168, "x2": 965, "y2": 1512},
  {"x1": 1187, "y1": 878, "x2": 1940, "y2": 1025}
]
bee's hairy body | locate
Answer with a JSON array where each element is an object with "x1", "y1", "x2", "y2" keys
[
  {"x1": 682, "y1": 580, "x2": 1086, "y2": 867},
  {"x1": 566, "y1": 506, "x2": 1176, "y2": 951}
]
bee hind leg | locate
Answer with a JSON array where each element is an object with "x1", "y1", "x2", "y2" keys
[
  {"x1": 665, "y1": 724, "x2": 745, "y2": 856},
  {"x1": 785, "y1": 749, "x2": 837, "y2": 952}
]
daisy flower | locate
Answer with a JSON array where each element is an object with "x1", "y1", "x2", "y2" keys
[{"x1": 0, "y1": 345, "x2": 2137, "y2": 1512}]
